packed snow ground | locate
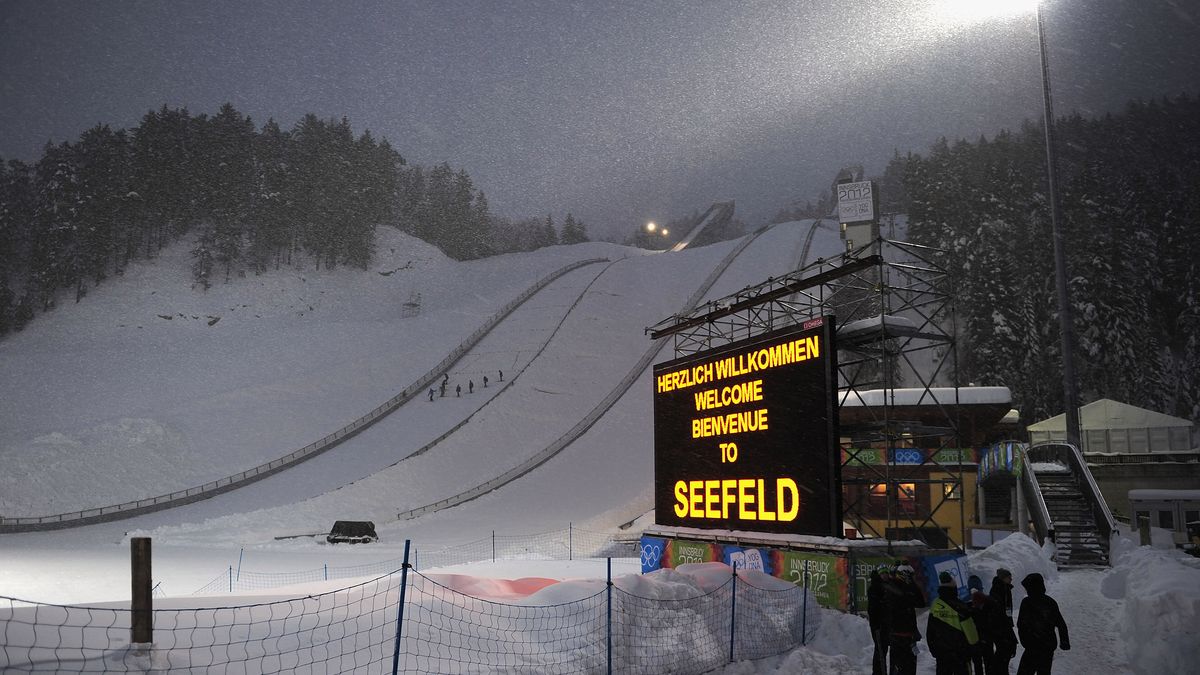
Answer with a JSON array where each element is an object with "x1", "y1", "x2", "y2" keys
[{"x1": 2, "y1": 222, "x2": 1197, "y2": 673}]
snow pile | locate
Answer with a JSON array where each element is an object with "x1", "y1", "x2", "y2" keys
[
  {"x1": 1030, "y1": 461, "x2": 1070, "y2": 473},
  {"x1": 966, "y1": 531, "x2": 1058, "y2": 593},
  {"x1": 1102, "y1": 532, "x2": 1200, "y2": 674}
]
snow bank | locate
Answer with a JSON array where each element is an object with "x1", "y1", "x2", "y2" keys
[
  {"x1": 966, "y1": 531, "x2": 1058, "y2": 595},
  {"x1": 1103, "y1": 532, "x2": 1200, "y2": 674},
  {"x1": 1030, "y1": 461, "x2": 1070, "y2": 473}
]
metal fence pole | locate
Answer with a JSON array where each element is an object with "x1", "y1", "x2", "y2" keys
[
  {"x1": 228, "y1": 565, "x2": 233, "y2": 593},
  {"x1": 391, "y1": 540, "x2": 412, "y2": 675},
  {"x1": 492, "y1": 530, "x2": 496, "y2": 563},
  {"x1": 570, "y1": 523, "x2": 574, "y2": 561},
  {"x1": 606, "y1": 557, "x2": 613, "y2": 675},
  {"x1": 729, "y1": 562, "x2": 737, "y2": 663},
  {"x1": 801, "y1": 560, "x2": 809, "y2": 645}
]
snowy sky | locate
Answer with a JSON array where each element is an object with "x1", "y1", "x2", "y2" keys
[{"x1": 2, "y1": 0, "x2": 1198, "y2": 238}]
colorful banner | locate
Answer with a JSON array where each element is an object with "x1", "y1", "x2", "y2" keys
[
  {"x1": 978, "y1": 441, "x2": 1024, "y2": 483},
  {"x1": 770, "y1": 549, "x2": 849, "y2": 610},
  {"x1": 639, "y1": 534, "x2": 968, "y2": 613},
  {"x1": 665, "y1": 539, "x2": 720, "y2": 568},
  {"x1": 722, "y1": 545, "x2": 773, "y2": 576},
  {"x1": 842, "y1": 447, "x2": 978, "y2": 466},
  {"x1": 639, "y1": 536, "x2": 667, "y2": 574},
  {"x1": 921, "y1": 553, "x2": 970, "y2": 601}
]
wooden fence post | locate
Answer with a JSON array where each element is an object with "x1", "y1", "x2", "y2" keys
[{"x1": 131, "y1": 537, "x2": 153, "y2": 644}]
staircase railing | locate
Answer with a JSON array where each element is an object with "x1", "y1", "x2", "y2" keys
[
  {"x1": 1016, "y1": 443, "x2": 1054, "y2": 544},
  {"x1": 1028, "y1": 441, "x2": 1117, "y2": 544}
]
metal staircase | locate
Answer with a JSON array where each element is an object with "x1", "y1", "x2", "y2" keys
[
  {"x1": 1032, "y1": 470, "x2": 1109, "y2": 566},
  {"x1": 1027, "y1": 441, "x2": 1116, "y2": 567}
]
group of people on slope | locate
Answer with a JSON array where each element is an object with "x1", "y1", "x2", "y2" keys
[
  {"x1": 868, "y1": 562, "x2": 1069, "y2": 675},
  {"x1": 429, "y1": 369, "x2": 504, "y2": 400}
]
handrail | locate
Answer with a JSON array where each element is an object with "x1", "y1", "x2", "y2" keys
[
  {"x1": 1016, "y1": 442, "x2": 1054, "y2": 544},
  {"x1": 398, "y1": 226, "x2": 774, "y2": 520},
  {"x1": 0, "y1": 258, "x2": 609, "y2": 533},
  {"x1": 1029, "y1": 440, "x2": 1116, "y2": 543}
]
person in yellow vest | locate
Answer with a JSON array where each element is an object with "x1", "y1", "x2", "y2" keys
[{"x1": 927, "y1": 571, "x2": 979, "y2": 675}]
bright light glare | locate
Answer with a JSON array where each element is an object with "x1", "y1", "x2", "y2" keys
[
  {"x1": 930, "y1": 0, "x2": 1038, "y2": 26},
  {"x1": 646, "y1": 222, "x2": 657, "y2": 232},
  {"x1": 661, "y1": 228, "x2": 669, "y2": 237}
]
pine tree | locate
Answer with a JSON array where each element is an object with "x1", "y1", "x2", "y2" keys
[
  {"x1": 541, "y1": 214, "x2": 558, "y2": 248},
  {"x1": 561, "y1": 212, "x2": 588, "y2": 244}
]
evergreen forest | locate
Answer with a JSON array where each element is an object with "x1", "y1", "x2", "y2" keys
[
  {"x1": 0, "y1": 103, "x2": 590, "y2": 335},
  {"x1": 891, "y1": 95, "x2": 1200, "y2": 426}
]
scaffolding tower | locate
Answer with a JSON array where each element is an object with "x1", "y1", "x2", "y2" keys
[{"x1": 647, "y1": 235, "x2": 967, "y2": 551}]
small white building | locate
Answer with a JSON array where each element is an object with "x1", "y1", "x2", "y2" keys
[{"x1": 1027, "y1": 398, "x2": 1194, "y2": 454}]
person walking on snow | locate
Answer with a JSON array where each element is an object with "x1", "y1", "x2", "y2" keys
[
  {"x1": 483, "y1": 375, "x2": 489, "y2": 388},
  {"x1": 965, "y1": 574, "x2": 993, "y2": 675},
  {"x1": 868, "y1": 563, "x2": 893, "y2": 675},
  {"x1": 455, "y1": 384, "x2": 461, "y2": 397},
  {"x1": 469, "y1": 379, "x2": 474, "y2": 394},
  {"x1": 927, "y1": 571, "x2": 979, "y2": 675},
  {"x1": 428, "y1": 388, "x2": 435, "y2": 402},
  {"x1": 1016, "y1": 573, "x2": 1069, "y2": 675},
  {"x1": 883, "y1": 561, "x2": 927, "y2": 675},
  {"x1": 988, "y1": 568, "x2": 1018, "y2": 675},
  {"x1": 499, "y1": 369, "x2": 503, "y2": 382}
]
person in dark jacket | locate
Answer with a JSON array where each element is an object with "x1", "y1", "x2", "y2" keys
[
  {"x1": 868, "y1": 563, "x2": 893, "y2": 675},
  {"x1": 884, "y1": 561, "x2": 927, "y2": 675},
  {"x1": 966, "y1": 574, "x2": 994, "y2": 675},
  {"x1": 927, "y1": 571, "x2": 978, "y2": 675},
  {"x1": 988, "y1": 569, "x2": 1017, "y2": 674},
  {"x1": 1016, "y1": 573, "x2": 1069, "y2": 675}
]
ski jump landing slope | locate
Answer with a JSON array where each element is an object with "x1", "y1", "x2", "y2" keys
[{"x1": 130, "y1": 220, "x2": 846, "y2": 548}]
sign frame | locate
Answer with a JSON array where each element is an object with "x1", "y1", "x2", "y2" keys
[
  {"x1": 836, "y1": 180, "x2": 878, "y2": 225},
  {"x1": 652, "y1": 317, "x2": 841, "y2": 537}
]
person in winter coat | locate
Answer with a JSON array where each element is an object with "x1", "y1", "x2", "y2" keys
[
  {"x1": 927, "y1": 571, "x2": 979, "y2": 675},
  {"x1": 966, "y1": 574, "x2": 994, "y2": 675},
  {"x1": 1016, "y1": 573, "x2": 1070, "y2": 675},
  {"x1": 988, "y1": 569, "x2": 1018, "y2": 674},
  {"x1": 884, "y1": 561, "x2": 927, "y2": 675},
  {"x1": 868, "y1": 564, "x2": 893, "y2": 675}
]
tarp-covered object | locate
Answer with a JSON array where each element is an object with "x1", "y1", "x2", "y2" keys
[
  {"x1": 1027, "y1": 399, "x2": 1194, "y2": 453},
  {"x1": 327, "y1": 520, "x2": 378, "y2": 544}
]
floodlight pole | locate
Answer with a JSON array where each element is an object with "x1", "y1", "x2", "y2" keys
[{"x1": 1036, "y1": 5, "x2": 1081, "y2": 448}]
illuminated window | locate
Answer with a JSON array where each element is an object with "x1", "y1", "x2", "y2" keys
[
  {"x1": 897, "y1": 483, "x2": 917, "y2": 515},
  {"x1": 864, "y1": 482, "x2": 920, "y2": 518},
  {"x1": 943, "y1": 482, "x2": 962, "y2": 500}
]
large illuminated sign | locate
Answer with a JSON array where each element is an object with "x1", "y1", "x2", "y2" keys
[{"x1": 653, "y1": 317, "x2": 840, "y2": 536}]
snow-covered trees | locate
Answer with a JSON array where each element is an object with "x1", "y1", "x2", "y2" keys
[{"x1": 901, "y1": 95, "x2": 1200, "y2": 425}]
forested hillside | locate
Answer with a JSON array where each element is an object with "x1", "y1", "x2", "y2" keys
[
  {"x1": 894, "y1": 95, "x2": 1200, "y2": 426},
  {"x1": 0, "y1": 103, "x2": 592, "y2": 336}
]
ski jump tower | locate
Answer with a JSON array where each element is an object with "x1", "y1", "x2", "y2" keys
[{"x1": 648, "y1": 182, "x2": 977, "y2": 551}]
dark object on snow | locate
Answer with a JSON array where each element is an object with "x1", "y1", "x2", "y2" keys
[{"x1": 327, "y1": 520, "x2": 378, "y2": 544}]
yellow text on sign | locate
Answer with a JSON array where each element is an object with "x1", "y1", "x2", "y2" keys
[
  {"x1": 656, "y1": 335, "x2": 820, "y2": 393},
  {"x1": 694, "y1": 379, "x2": 763, "y2": 411},
  {"x1": 673, "y1": 478, "x2": 800, "y2": 522},
  {"x1": 692, "y1": 409, "x2": 768, "y2": 438}
]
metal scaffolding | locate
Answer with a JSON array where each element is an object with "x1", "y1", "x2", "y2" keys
[{"x1": 647, "y1": 236, "x2": 967, "y2": 550}]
